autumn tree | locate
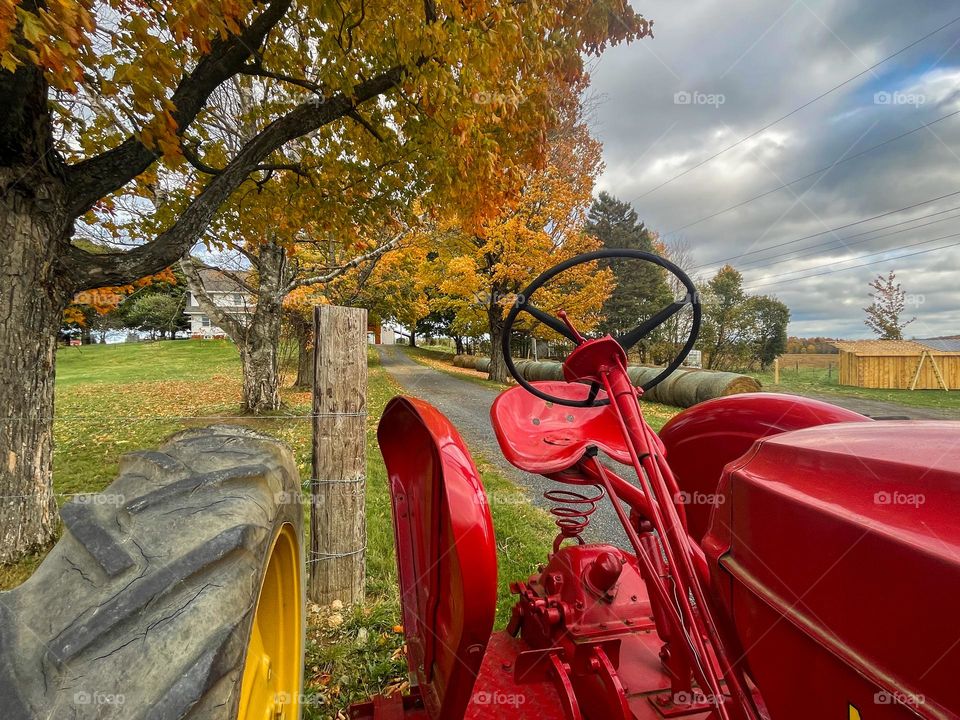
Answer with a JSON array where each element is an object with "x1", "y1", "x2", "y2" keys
[
  {"x1": 181, "y1": 222, "x2": 407, "y2": 411},
  {"x1": 437, "y1": 107, "x2": 614, "y2": 382},
  {"x1": 864, "y1": 270, "x2": 915, "y2": 340},
  {"x1": 0, "y1": 0, "x2": 652, "y2": 562},
  {"x1": 283, "y1": 235, "x2": 431, "y2": 386}
]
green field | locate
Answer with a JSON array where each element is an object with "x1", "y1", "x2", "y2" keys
[
  {"x1": 0, "y1": 339, "x2": 557, "y2": 718},
  {"x1": 754, "y1": 365, "x2": 960, "y2": 411}
]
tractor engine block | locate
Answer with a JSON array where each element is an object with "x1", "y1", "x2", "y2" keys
[{"x1": 503, "y1": 543, "x2": 709, "y2": 719}]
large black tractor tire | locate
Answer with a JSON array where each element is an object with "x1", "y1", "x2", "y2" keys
[{"x1": 0, "y1": 425, "x2": 305, "y2": 719}]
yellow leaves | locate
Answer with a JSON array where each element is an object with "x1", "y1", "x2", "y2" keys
[
  {"x1": 1, "y1": 0, "x2": 93, "y2": 88},
  {"x1": 17, "y1": 8, "x2": 42, "y2": 44},
  {"x1": 62, "y1": 306, "x2": 85, "y2": 326}
]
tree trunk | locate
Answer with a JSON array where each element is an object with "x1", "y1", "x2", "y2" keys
[
  {"x1": 408, "y1": 331, "x2": 417, "y2": 347},
  {"x1": 487, "y1": 304, "x2": 510, "y2": 384},
  {"x1": 454, "y1": 336, "x2": 464, "y2": 355},
  {"x1": 182, "y1": 242, "x2": 290, "y2": 414},
  {"x1": 294, "y1": 322, "x2": 313, "y2": 388},
  {"x1": 239, "y1": 338, "x2": 280, "y2": 413},
  {"x1": 0, "y1": 176, "x2": 69, "y2": 563}
]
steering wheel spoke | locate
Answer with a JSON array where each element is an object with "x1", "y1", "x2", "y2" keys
[
  {"x1": 585, "y1": 382, "x2": 602, "y2": 405},
  {"x1": 616, "y1": 299, "x2": 691, "y2": 350},
  {"x1": 522, "y1": 302, "x2": 580, "y2": 344}
]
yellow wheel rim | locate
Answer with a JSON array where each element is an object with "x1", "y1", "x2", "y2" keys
[{"x1": 238, "y1": 523, "x2": 303, "y2": 720}]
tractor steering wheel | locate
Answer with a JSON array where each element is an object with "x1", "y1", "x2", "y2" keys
[{"x1": 502, "y1": 249, "x2": 701, "y2": 408}]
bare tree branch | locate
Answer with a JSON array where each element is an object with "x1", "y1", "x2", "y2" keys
[
  {"x1": 64, "y1": 0, "x2": 294, "y2": 218},
  {"x1": 294, "y1": 229, "x2": 406, "y2": 288},
  {"x1": 64, "y1": 66, "x2": 404, "y2": 290}
]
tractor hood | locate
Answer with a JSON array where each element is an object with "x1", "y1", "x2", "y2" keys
[{"x1": 704, "y1": 420, "x2": 960, "y2": 720}]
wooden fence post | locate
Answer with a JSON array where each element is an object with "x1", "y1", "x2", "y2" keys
[
  {"x1": 773, "y1": 358, "x2": 780, "y2": 385},
  {"x1": 309, "y1": 305, "x2": 367, "y2": 605}
]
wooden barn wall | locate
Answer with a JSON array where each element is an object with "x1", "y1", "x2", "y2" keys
[
  {"x1": 839, "y1": 353, "x2": 960, "y2": 389},
  {"x1": 838, "y1": 351, "x2": 858, "y2": 386}
]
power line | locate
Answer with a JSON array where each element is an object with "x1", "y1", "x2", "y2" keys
[
  {"x1": 745, "y1": 229, "x2": 960, "y2": 283},
  {"x1": 742, "y1": 231, "x2": 960, "y2": 290},
  {"x1": 731, "y1": 206, "x2": 960, "y2": 271},
  {"x1": 744, "y1": 238, "x2": 960, "y2": 291},
  {"x1": 692, "y1": 188, "x2": 960, "y2": 268},
  {"x1": 664, "y1": 109, "x2": 960, "y2": 236},
  {"x1": 630, "y1": 12, "x2": 960, "y2": 201}
]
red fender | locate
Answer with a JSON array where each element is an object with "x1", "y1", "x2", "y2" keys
[
  {"x1": 377, "y1": 396, "x2": 498, "y2": 720},
  {"x1": 658, "y1": 392, "x2": 869, "y2": 543}
]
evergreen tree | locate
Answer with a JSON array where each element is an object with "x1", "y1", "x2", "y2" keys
[{"x1": 586, "y1": 192, "x2": 673, "y2": 353}]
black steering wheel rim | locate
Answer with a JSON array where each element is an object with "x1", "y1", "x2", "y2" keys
[{"x1": 502, "y1": 248, "x2": 701, "y2": 408}]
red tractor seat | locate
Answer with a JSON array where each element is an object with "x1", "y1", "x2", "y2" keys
[{"x1": 491, "y1": 381, "x2": 635, "y2": 475}]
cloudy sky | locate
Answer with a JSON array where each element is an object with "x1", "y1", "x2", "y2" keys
[{"x1": 588, "y1": 0, "x2": 960, "y2": 339}]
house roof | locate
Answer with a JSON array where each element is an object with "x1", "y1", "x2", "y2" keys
[
  {"x1": 832, "y1": 339, "x2": 960, "y2": 356},
  {"x1": 917, "y1": 336, "x2": 960, "y2": 353},
  {"x1": 195, "y1": 268, "x2": 251, "y2": 293}
]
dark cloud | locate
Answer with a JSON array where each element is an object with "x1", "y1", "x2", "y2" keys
[{"x1": 590, "y1": 0, "x2": 960, "y2": 337}]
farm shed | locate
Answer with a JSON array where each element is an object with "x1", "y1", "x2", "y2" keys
[{"x1": 832, "y1": 339, "x2": 960, "y2": 390}]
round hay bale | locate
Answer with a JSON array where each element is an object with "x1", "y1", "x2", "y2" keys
[
  {"x1": 522, "y1": 361, "x2": 564, "y2": 382},
  {"x1": 639, "y1": 367, "x2": 689, "y2": 404},
  {"x1": 465, "y1": 356, "x2": 758, "y2": 407},
  {"x1": 668, "y1": 370, "x2": 760, "y2": 407}
]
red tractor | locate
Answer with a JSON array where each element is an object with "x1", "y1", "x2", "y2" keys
[{"x1": 353, "y1": 250, "x2": 960, "y2": 720}]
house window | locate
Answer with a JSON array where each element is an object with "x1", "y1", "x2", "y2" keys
[
  {"x1": 233, "y1": 293, "x2": 243, "y2": 305},
  {"x1": 201, "y1": 317, "x2": 211, "y2": 327}
]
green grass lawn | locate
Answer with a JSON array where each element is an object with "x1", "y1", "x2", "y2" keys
[
  {"x1": 753, "y1": 366, "x2": 960, "y2": 411},
  {"x1": 0, "y1": 339, "x2": 557, "y2": 718}
]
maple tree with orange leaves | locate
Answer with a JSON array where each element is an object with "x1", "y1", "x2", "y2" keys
[{"x1": 0, "y1": 0, "x2": 652, "y2": 561}]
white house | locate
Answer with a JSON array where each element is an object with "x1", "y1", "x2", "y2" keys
[
  {"x1": 367, "y1": 324, "x2": 396, "y2": 345},
  {"x1": 184, "y1": 269, "x2": 255, "y2": 339}
]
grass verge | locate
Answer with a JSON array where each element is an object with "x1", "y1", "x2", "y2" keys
[{"x1": 751, "y1": 366, "x2": 960, "y2": 411}]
